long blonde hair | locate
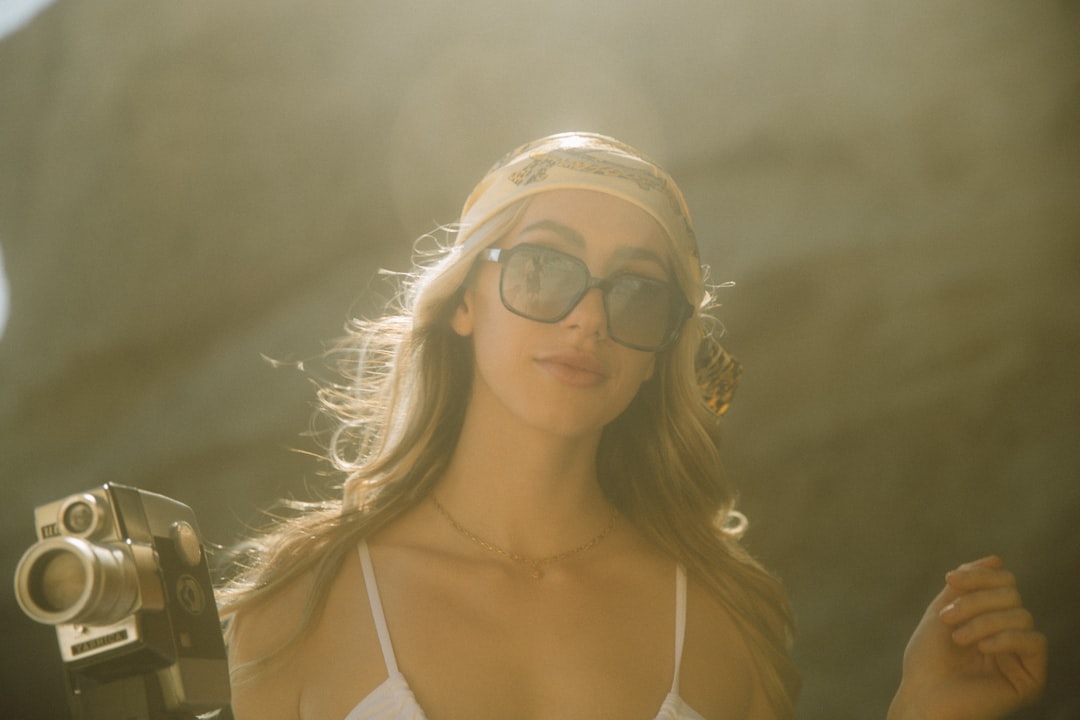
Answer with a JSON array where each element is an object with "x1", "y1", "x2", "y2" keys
[{"x1": 218, "y1": 195, "x2": 799, "y2": 717}]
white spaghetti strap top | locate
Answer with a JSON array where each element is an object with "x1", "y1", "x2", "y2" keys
[
  {"x1": 672, "y1": 560, "x2": 688, "y2": 694},
  {"x1": 654, "y1": 563, "x2": 707, "y2": 719},
  {"x1": 358, "y1": 540, "x2": 402, "y2": 676},
  {"x1": 347, "y1": 540, "x2": 707, "y2": 720},
  {"x1": 346, "y1": 541, "x2": 426, "y2": 720}
]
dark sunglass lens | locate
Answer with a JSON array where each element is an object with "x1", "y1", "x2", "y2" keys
[
  {"x1": 605, "y1": 277, "x2": 679, "y2": 349},
  {"x1": 501, "y1": 248, "x2": 585, "y2": 321}
]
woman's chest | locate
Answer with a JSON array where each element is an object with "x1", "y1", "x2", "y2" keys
[{"x1": 386, "y1": 574, "x2": 678, "y2": 719}]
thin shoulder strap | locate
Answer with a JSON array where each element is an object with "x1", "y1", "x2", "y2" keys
[
  {"x1": 671, "y1": 563, "x2": 688, "y2": 694},
  {"x1": 357, "y1": 540, "x2": 401, "y2": 675}
]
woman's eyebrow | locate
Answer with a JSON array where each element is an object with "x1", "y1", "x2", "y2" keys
[
  {"x1": 611, "y1": 245, "x2": 669, "y2": 272},
  {"x1": 520, "y1": 218, "x2": 670, "y2": 273},
  {"x1": 519, "y1": 219, "x2": 585, "y2": 247}
]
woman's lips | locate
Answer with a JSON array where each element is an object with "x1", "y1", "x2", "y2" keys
[{"x1": 534, "y1": 351, "x2": 608, "y2": 388}]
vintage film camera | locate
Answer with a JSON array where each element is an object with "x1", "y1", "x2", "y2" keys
[{"x1": 14, "y1": 484, "x2": 231, "y2": 720}]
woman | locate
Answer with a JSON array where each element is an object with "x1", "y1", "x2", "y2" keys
[{"x1": 219, "y1": 133, "x2": 1046, "y2": 719}]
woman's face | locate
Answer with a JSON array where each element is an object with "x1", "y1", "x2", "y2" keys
[{"x1": 452, "y1": 189, "x2": 676, "y2": 439}]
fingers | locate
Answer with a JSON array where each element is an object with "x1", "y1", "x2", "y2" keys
[
  {"x1": 939, "y1": 556, "x2": 1049, "y2": 701},
  {"x1": 947, "y1": 605, "x2": 1034, "y2": 647},
  {"x1": 939, "y1": 557, "x2": 1029, "y2": 643},
  {"x1": 945, "y1": 556, "x2": 1012, "y2": 592},
  {"x1": 980, "y1": 627, "x2": 1047, "y2": 659},
  {"x1": 926, "y1": 555, "x2": 1010, "y2": 612},
  {"x1": 913, "y1": 555, "x2": 1049, "y2": 709},
  {"x1": 938, "y1": 584, "x2": 1024, "y2": 627},
  {"x1": 992, "y1": 632, "x2": 1049, "y2": 703},
  {"x1": 958, "y1": 554, "x2": 1005, "y2": 571}
]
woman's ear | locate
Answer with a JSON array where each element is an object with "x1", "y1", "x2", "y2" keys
[{"x1": 450, "y1": 287, "x2": 475, "y2": 337}]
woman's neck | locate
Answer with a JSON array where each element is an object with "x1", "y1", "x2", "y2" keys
[{"x1": 432, "y1": 401, "x2": 613, "y2": 559}]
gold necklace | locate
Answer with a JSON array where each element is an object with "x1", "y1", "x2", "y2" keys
[{"x1": 431, "y1": 494, "x2": 617, "y2": 580}]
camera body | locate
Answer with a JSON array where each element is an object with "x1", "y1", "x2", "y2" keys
[{"x1": 14, "y1": 484, "x2": 230, "y2": 718}]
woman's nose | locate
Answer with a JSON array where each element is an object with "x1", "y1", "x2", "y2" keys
[{"x1": 561, "y1": 286, "x2": 608, "y2": 340}]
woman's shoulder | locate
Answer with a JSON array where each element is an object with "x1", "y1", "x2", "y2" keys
[
  {"x1": 680, "y1": 574, "x2": 775, "y2": 720},
  {"x1": 227, "y1": 567, "x2": 319, "y2": 719},
  {"x1": 228, "y1": 542, "x2": 387, "y2": 720},
  {"x1": 228, "y1": 565, "x2": 319, "y2": 659}
]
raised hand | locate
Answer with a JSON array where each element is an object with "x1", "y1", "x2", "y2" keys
[{"x1": 887, "y1": 556, "x2": 1047, "y2": 720}]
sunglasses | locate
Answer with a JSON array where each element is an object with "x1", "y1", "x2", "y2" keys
[{"x1": 479, "y1": 243, "x2": 692, "y2": 352}]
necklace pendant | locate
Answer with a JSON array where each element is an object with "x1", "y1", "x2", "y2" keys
[{"x1": 531, "y1": 564, "x2": 544, "y2": 580}]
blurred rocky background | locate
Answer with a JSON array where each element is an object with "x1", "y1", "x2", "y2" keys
[{"x1": 1, "y1": 1, "x2": 1077, "y2": 718}]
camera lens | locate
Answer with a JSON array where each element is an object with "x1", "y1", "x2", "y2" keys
[
  {"x1": 30, "y1": 548, "x2": 86, "y2": 613},
  {"x1": 14, "y1": 537, "x2": 141, "y2": 626},
  {"x1": 62, "y1": 501, "x2": 95, "y2": 535}
]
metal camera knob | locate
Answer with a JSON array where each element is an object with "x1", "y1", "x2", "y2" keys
[{"x1": 170, "y1": 521, "x2": 202, "y2": 568}]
